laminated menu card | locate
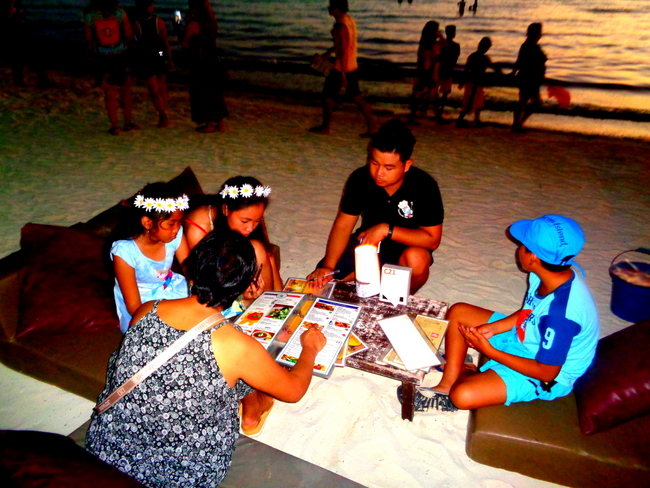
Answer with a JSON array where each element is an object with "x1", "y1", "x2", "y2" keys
[
  {"x1": 378, "y1": 314, "x2": 444, "y2": 371},
  {"x1": 235, "y1": 291, "x2": 308, "y2": 356},
  {"x1": 276, "y1": 297, "x2": 362, "y2": 378}
]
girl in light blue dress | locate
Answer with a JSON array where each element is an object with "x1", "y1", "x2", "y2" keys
[{"x1": 109, "y1": 182, "x2": 191, "y2": 332}]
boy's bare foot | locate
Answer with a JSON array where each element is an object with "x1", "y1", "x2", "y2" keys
[{"x1": 308, "y1": 125, "x2": 330, "y2": 135}]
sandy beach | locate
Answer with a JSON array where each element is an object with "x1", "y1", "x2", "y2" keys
[{"x1": 1, "y1": 68, "x2": 649, "y2": 487}]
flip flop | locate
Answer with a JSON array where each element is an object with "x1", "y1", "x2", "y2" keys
[{"x1": 240, "y1": 399, "x2": 275, "y2": 438}]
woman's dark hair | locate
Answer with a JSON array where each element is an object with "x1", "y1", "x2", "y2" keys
[
  {"x1": 185, "y1": 231, "x2": 257, "y2": 308},
  {"x1": 419, "y1": 21, "x2": 439, "y2": 50},
  {"x1": 214, "y1": 175, "x2": 271, "y2": 245}
]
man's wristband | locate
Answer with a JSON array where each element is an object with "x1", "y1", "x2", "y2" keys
[{"x1": 387, "y1": 224, "x2": 394, "y2": 240}]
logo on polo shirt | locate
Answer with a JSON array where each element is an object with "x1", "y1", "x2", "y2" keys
[{"x1": 398, "y1": 200, "x2": 413, "y2": 219}]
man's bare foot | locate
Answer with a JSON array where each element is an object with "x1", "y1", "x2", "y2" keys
[{"x1": 308, "y1": 125, "x2": 330, "y2": 135}]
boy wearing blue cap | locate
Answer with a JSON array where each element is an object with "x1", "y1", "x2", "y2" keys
[{"x1": 430, "y1": 214, "x2": 599, "y2": 410}]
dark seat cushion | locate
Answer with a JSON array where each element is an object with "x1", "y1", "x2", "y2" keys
[
  {"x1": 18, "y1": 223, "x2": 119, "y2": 337},
  {"x1": 574, "y1": 319, "x2": 650, "y2": 435},
  {"x1": 0, "y1": 430, "x2": 144, "y2": 487}
]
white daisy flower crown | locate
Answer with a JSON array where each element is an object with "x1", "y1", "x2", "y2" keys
[
  {"x1": 219, "y1": 184, "x2": 272, "y2": 199},
  {"x1": 133, "y1": 194, "x2": 190, "y2": 213}
]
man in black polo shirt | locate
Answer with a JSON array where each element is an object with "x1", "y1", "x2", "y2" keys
[{"x1": 308, "y1": 119, "x2": 444, "y2": 293}]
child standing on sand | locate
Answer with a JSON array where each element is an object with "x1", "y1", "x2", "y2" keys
[
  {"x1": 132, "y1": 0, "x2": 174, "y2": 128},
  {"x1": 108, "y1": 182, "x2": 191, "y2": 332},
  {"x1": 429, "y1": 215, "x2": 599, "y2": 410}
]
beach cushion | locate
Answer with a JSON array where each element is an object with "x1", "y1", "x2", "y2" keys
[
  {"x1": 574, "y1": 320, "x2": 650, "y2": 435},
  {"x1": 0, "y1": 430, "x2": 143, "y2": 487},
  {"x1": 17, "y1": 223, "x2": 118, "y2": 337}
]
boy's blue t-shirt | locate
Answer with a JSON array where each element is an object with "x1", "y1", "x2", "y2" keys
[{"x1": 514, "y1": 270, "x2": 599, "y2": 387}]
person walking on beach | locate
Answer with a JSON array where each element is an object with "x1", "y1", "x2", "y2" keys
[
  {"x1": 435, "y1": 25, "x2": 460, "y2": 124},
  {"x1": 429, "y1": 215, "x2": 599, "y2": 411},
  {"x1": 309, "y1": 0, "x2": 376, "y2": 137},
  {"x1": 182, "y1": 0, "x2": 228, "y2": 133},
  {"x1": 456, "y1": 37, "x2": 500, "y2": 128},
  {"x1": 83, "y1": 0, "x2": 137, "y2": 135},
  {"x1": 407, "y1": 20, "x2": 445, "y2": 125},
  {"x1": 132, "y1": 0, "x2": 173, "y2": 128},
  {"x1": 307, "y1": 119, "x2": 444, "y2": 294},
  {"x1": 512, "y1": 22, "x2": 547, "y2": 132}
]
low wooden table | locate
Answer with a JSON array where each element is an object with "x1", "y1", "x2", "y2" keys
[{"x1": 331, "y1": 283, "x2": 449, "y2": 421}]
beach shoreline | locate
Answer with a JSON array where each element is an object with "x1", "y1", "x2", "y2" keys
[{"x1": 1, "y1": 68, "x2": 649, "y2": 487}]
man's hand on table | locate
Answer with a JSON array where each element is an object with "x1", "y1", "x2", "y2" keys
[{"x1": 357, "y1": 223, "x2": 390, "y2": 246}]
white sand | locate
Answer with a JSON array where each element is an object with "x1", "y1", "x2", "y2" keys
[{"x1": 1, "y1": 70, "x2": 649, "y2": 487}]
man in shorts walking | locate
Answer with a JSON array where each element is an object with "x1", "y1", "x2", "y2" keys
[{"x1": 309, "y1": 0, "x2": 376, "y2": 136}]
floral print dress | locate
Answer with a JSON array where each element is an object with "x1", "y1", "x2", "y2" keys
[{"x1": 86, "y1": 301, "x2": 253, "y2": 487}]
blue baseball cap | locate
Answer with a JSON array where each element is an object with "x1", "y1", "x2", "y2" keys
[{"x1": 510, "y1": 215, "x2": 586, "y2": 275}]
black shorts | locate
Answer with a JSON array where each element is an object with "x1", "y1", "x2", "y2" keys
[
  {"x1": 323, "y1": 69, "x2": 362, "y2": 98},
  {"x1": 98, "y1": 51, "x2": 129, "y2": 87},
  {"x1": 317, "y1": 231, "x2": 433, "y2": 280},
  {"x1": 134, "y1": 49, "x2": 168, "y2": 79}
]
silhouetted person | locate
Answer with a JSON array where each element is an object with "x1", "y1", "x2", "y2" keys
[
  {"x1": 132, "y1": 0, "x2": 173, "y2": 128},
  {"x1": 2, "y1": 0, "x2": 54, "y2": 87},
  {"x1": 435, "y1": 25, "x2": 460, "y2": 123},
  {"x1": 458, "y1": 0, "x2": 466, "y2": 17},
  {"x1": 512, "y1": 22, "x2": 547, "y2": 132},
  {"x1": 84, "y1": 0, "x2": 136, "y2": 135},
  {"x1": 181, "y1": 0, "x2": 228, "y2": 133},
  {"x1": 456, "y1": 37, "x2": 501, "y2": 128},
  {"x1": 309, "y1": 0, "x2": 376, "y2": 136},
  {"x1": 407, "y1": 20, "x2": 445, "y2": 125}
]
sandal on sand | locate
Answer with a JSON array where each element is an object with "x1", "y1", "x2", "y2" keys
[
  {"x1": 397, "y1": 385, "x2": 458, "y2": 413},
  {"x1": 239, "y1": 399, "x2": 275, "y2": 438},
  {"x1": 308, "y1": 125, "x2": 330, "y2": 135}
]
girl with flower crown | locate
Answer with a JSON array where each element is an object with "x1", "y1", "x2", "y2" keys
[
  {"x1": 107, "y1": 182, "x2": 191, "y2": 333},
  {"x1": 184, "y1": 176, "x2": 283, "y2": 298}
]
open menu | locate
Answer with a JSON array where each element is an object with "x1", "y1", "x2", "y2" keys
[
  {"x1": 276, "y1": 297, "x2": 362, "y2": 378},
  {"x1": 235, "y1": 291, "x2": 306, "y2": 354},
  {"x1": 235, "y1": 291, "x2": 362, "y2": 378}
]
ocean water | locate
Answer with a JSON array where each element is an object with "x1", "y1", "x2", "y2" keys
[{"x1": 20, "y1": 0, "x2": 650, "y2": 132}]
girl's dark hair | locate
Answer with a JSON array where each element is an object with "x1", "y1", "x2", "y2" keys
[
  {"x1": 419, "y1": 21, "x2": 440, "y2": 50},
  {"x1": 105, "y1": 182, "x2": 186, "y2": 267},
  {"x1": 185, "y1": 231, "x2": 257, "y2": 308},
  {"x1": 214, "y1": 176, "x2": 270, "y2": 245}
]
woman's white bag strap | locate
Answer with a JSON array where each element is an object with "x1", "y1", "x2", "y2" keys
[{"x1": 94, "y1": 311, "x2": 227, "y2": 414}]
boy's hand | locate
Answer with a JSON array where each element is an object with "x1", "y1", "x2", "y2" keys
[
  {"x1": 474, "y1": 323, "x2": 496, "y2": 340},
  {"x1": 459, "y1": 326, "x2": 494, "y2": 355}
]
